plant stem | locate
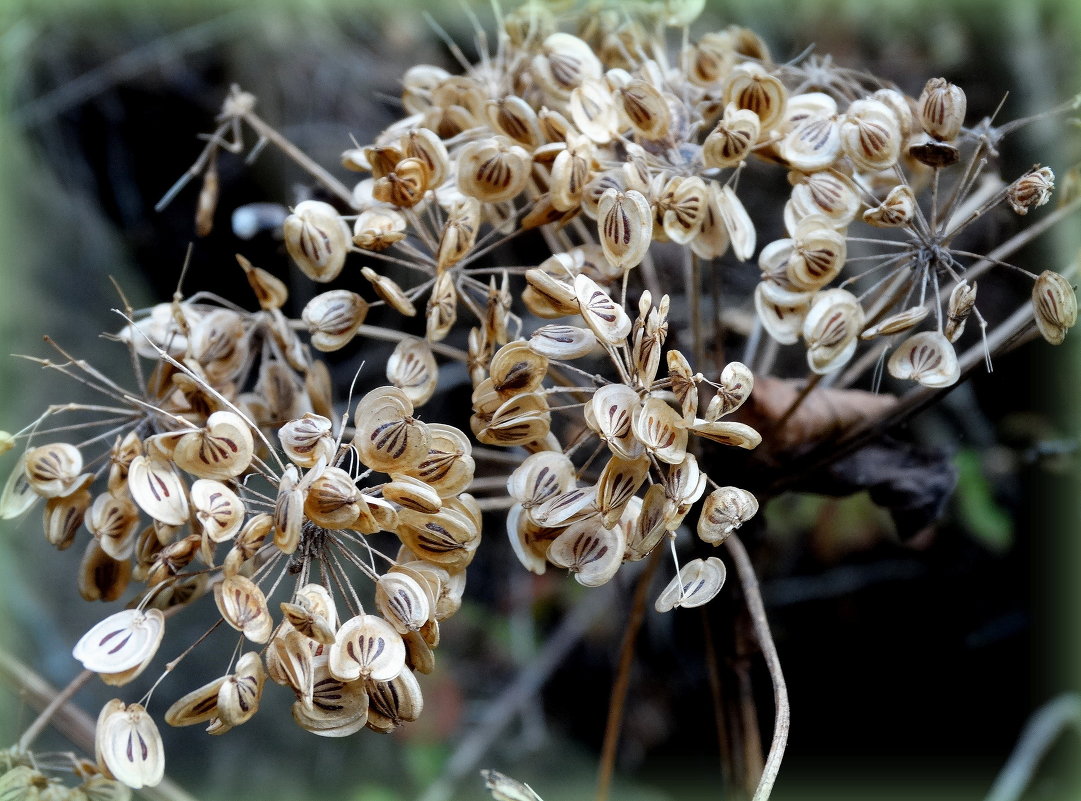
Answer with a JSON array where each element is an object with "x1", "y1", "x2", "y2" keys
[
  {"x1": 985, "y1": 694, "x2": 1081, "y2": 801},
  {"x1": 16, "y1": 668, "x2": 93, "y2": 753},
  {"x1": 595, "y1": 545, "x2": 663, "y2": 801},
  {"x1": 723, "y1": 534, "x2": 790, "y2": 801}
]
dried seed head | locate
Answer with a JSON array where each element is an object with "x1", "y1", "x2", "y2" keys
[
  {"x1": 917, "y1": 77, "x2": 966, "y2": 141},
  {"x1": 547, "y1": 519, "x2": 625, "y2": 588},
  {"x1": 353, "y1": 207, "x2": 407, "y2": 251},
  {"x1": 788, "y1": 170, "x2": 861, "y2": 228},
  {"x1": 279, "y1": 413, "x2": 335, "y2": 469},
  {"x1": 862, "y1": 184, "x2": 916, "y2": 228},
  {"x1": 703, "y1": 104, "x2": 760, "y2": 168},
  {"x1": 841, "y1": 97, "x2": 902, "y2": 172},
  {"x1": 1032, "y1": 270, "x2": 1077, "y2": 345},
  {"x1": 722, "y1": 63, "x2": 786, "y2": 131},
  {"x1": 655, "y1": 557, "x2": 727, "y2": 612},
  {"x1": 457, "y1": 137, "x2": 531, "y2": 203},
  {"x1": 283, "y1": 200, "x2": 351, "y2": 283},
  {"x1": 329, "y1": 614, "x2": 407, "y2": 683},
  {"x1": 1007, "y1": 166, "x2": 1054, "y2": 215},
  {"x1": 802, "y1": 289, "x2": 864, "y2": 374},
  {"x1": 95, "y1": 700, "x2": 165, "y2": 789},
  {"x1": 24, "y1": 442, "x2": 84, "y2": 498}
]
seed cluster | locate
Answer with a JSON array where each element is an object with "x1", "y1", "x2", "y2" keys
[{"x1": 1, "y1": 0, "x2": 1077, "y2": 793}]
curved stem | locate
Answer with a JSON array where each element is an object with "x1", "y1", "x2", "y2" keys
[
  {"x1": 723, "y1": 533, "x2": 789, "y2": 801},
  {"x1": 595, "y1": 545, "x2": 664, "y2": 801},
  {"x1": 16, "y1": 668, "x2": 94, "y2": 752}
]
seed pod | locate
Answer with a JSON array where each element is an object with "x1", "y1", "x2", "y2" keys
[
  {"x1": 785, "y1": 219, "x2": 847, "y2": 291},
  {"x1": 1008, "y1": 166, "x2": 1054, "y2": 215},
  {"x1": 237, "y1": 254, "x2": 289, "y2": 310},
  {"x1": 436, "y1": 215, "x2": 478, "y2": 272},
  {"x1": 283, "y1": 200, "x2": 351, "y2": 283},
  {"x1": 302, "y1": 290, "x2": 369, "y2": 353},
  {"x1": 217, "y1": 651, "x2": 265, "y2": 728},
  {"x1": 523, "y1": 268, "x2": 579, "y2": 318},
  {"x1": 293, "y1": 656, "x2": 370, "y2": 737},
  {"x1": 507, "y1": 450, "x2": 577, "y2": 510},
  {"x1": 95, "y1": 700, "x2": 165, "y2": 789},
  {"x1": 74, "y1": 608, "x2": 165, "y2": 675},
  {"x1": 666, "y1": 454, "x2": 707, "y2": 519},
  {"x1": 528, "y1": 324, "x2": 598, "y2": 360},
  {"x1": 861, "y1": 305, "x2": 930, "y2": 340},
  {"x1": 840, "y1": 98, "x2": 902, "y2": 172},
  {"x1": 550, "y1": 135, "x2": 594, "y2": 212},
  {"x1": 575, "y1": 274, "x2": 632, "y2": 344},
  {"x1": 619, "y1": 79, "x2": 671, "y2": 140},
  {"x1": 779, "y1": 106, "x2": 841, "y2": 172},
  {"x1": 715, "y1": 184, "x2": 756, "y2": 261},
  {"x1": 754, "y1": 280, "x2": 813, "y2": 345},
  {"x1": 365, "y1": 667, "x2": 425, "y2": 732},
  {"x1": 305, "y1": 466, "x2": 361, "y2": 529},
  {"x1": 788, "y1": 170, "x2": 861, "y2": 228},
  {"x1": 457, "y1": 137, "x2": 531, "y2": 203},
  {"x1": 569, "y1": 78, "x2": 618, "y2": 144},
  {"x1": 44, "y1": 487, "x2": 90, "y2": 550},
  {"x1": 547, "y1": 519, "x2": 625, "y2": 587},
  {"x1": 707, "y1": 361, "x2": 755, "y2": 420},
  {"x1": 490, "y1": 340, "x2": 549, "y2": 397},
  {"x1": 1032, "y1": 270, "x2": 1077, "y2": 345},
  {"x1": 862, "y1": 184, "x2": 916, "y2": 228},
  {"x1": 387, "y1": 337, "x2": 439, "y2": 407},
  {"x1": 128, "y1": 455, "x2": 189, "y2": 526},
  {"x1": 632, "y1": 396, "x2": 688, "y2": 465},
  {"x1": 655, "y1": 557, "x2": 727, "y2": 612},
  {"x1": 917, "y1": 77, "x2": 966, "y2": 141},
  {"x1": 86, "y1": 491, "x2": 140, "y2": 560},
  {"x1": 279, "y1": 414, "x2": 335, "y2": 469},
  {"x1": 376, "y1": 573, "x2": 432, "y2": 634},
  {"x1": 703, "y1": 104, "x2": 760, "y2": 168},
  {"x1": 945, "y1": 282, "x2": 978, "y2": 342},
  {"x1": 802, "y1": 288, "x2": 864, "y2": 374},
  {"x1": 533, "y1": 32, "x2": 602, "y2": 98},
  {"x1": 372, "y1": 157, "x2": 430, "y2": 208},
  {"x1": 586, "y1": 383, "x2": 643, "y2": 458},
  {"x1": 659, "y1": 175, "x2": 708, "y2": 245},
  {"x1": 166, "y1": 674, "x2": 227, "y2": 728},
  {"x1": 173, "y1": 410, "x2": 255, "y2": 481},
  {"x1": 907, "y1": 133, "x2": 960, "y2": 168},
  {"x1": 426, "y1": 271, "x2": 457, "y2": 342},
  {"x1": 887, "y1": 331, "x2": 960, "y2": 387},
  {"x1": 78, "y1": 539, "x2": 131, "y2": 602},
  {"x1": 361, "y1": 267, "x2": 416, "y2": 317},
  {"x1": 698, "y1": 487, "x2": 759, "y2": 545},
  {"x1": 486, "y1": 95, "x2": 544, "y2": 148},
  {"x1": 687, "y1": 419, "x2": 762, "y2": 449},
  {"x1": 1, "y1": 452, "x2": 37, "y2": 520},
  {"x1": 329, "y1": 614, "x2": 407, "y2": 683},
  {"x1": 722, "y1": 63, "x2": 786, "y2": 132},
  {"x1": 597, "y1": 188, "x2": 652, "y2": 272},
  {"x1": 353, "y1": 207, "x2": 407, "y2": 251},
  {"x1": 24, "y1": 442, "x2": 84, "y2": 498},
  {"x1": 214, "y1": 574, "x2": 274, "y2": 643},
  {"x1": 596, "y1": 454, "x2": 650, "y2": 528},
  {"x1": 400, "y1": 127, "x2": 449, "y2": 188}
]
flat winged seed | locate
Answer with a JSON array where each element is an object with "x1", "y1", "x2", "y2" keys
[
  {"x1": 382, "y1": 475, "x2": 442, "y2": 513},
  {"x1": 863, "y1": 184, "x2": 917, "y2": 228},
  {"x1": 707, "y1": 361, "x2": 755, "y2": 420},
  {"x1": 597, "y1": 189, "x2": 652, "y2": 272},
  {"x1": 279, "y1": 413, "x2": 335, "y2": 469},
  {"x1": 722, "y1": 63, "x2": 786, "y2": 131},
  {"x1": 387, "y1": 337, "x2": 438, "y2": 408},
  {"x1": 426, "y1": 271, "x2": 458, "y2": 342},
  {"x1": 587, "y1": 383, "x2": 643, "y2": 458},
  {"x1": 597, "y1": 455, "x2": 650, "y2": 528},
  {"x1": 1, "y1": 453, "x2": 37, "y2": 519},
  {"x1": 126, "y1": 455, "x2": 189, "y2": 526},
  {"x1": 547, "y1": 519, "x2": 625, "y2": 587},
  {"x1": 353, "y1": 207, "x2": 407, "y2": 251},
  {"x1": 165, "y1": 675, "x2": 227, "y2": 727},
  {"x1": 655, "y1": 557, "x2": 727, "y2": 612},
  {"x1": 887, "y1": 331, "x2": 960, "y2": 388},
  {"x1": 703, "y1": 104, "x2": 761, "y2": 168},
  {"x1": 524, "y1": 268, "x2": 580, "y2": 318},
  {"x1": 1032, "y1": 270, "x2": 1077, "y2": 345},
  {"x1": 191, "y1": 480, "x2": 244, "y2": 543},
  {"x1": 395, "y1": 507, "x2": 480, "y2": 570},
  {"x1": 528, "y1": 485, "x2": 596, "y2": 528},
  {"x1": 376, "y1": 573, "x2": 431, "y2": 634},
  {"x1": 698, "y1": 487, "x2": 759, "y2": 545},
  {"x1": 786, "y1": 222, "x2": 847, "y2": 291},
  {"x1": 528, "y1": 324, "x2": 598, "y2": 360},
  {"x1": 507, "y1": 451, "x2": 576, "y2": 509},
  {"x1": 86, "y1": 492, "x2": 140, "y2": 560},
  {"x1": 1008, "y1": 166, "x2": 1054, "y2": 215},
  {"x1": 304, "y1": 467, "x2": 361, "y2": 529},
  {"x1": 329, "y1": 614, "x2": 406, "y2": 683},
  {"x1": 754, "y1": 281, "x2": 813, "y2": 345},
  {"x1": 44, "y1": 488, "x2": 90, "y2": 550},
  {"x1": 173, "y1": 411, "x2": 254, "y2": 481},
  {"x1": 945, "y1": 282, "x2": 978, "y2": 343},
  {"x1": 365, "y1": 668, "x2": 424, "y2": 731},
  {"x1": 79, "y1": 539, "x2": 132, "y2": 602},
  {"x1": 361, "y1": 266, "x2": 417, "y2": 317},
  {"x1": 292, "y1": 657, "x2": 370, "y2": 737},
  {"x1": 483, "y1": 769, "x2": 545, "y2": 801},
  {"x1": 283, "y1": 200, "x2": 351, "y2": 283},
  {"x1": 779, "y1": 110, "x2": 841, "y2": 172},
  {"x1": 715, "y1": 184, "x2": 755, "y2": 261},
  {"x1": 95, "y1": 701, "x2": 164, "y2": 789},
  {"x1": 789, "y1": 170, "x2": 861, "y2": 228},
  {"x1": 302, "y1": 290, "x2": 368, "y2": 352},
  {"x1": 24, "y1": 442, "x2": 83, "y2": 498},
  {"x1": 802, "y1": 289, "x2": 864, "y2": 374},
  {"x1": 273, "y1": 466, "x2": 303, "y2": 555},
  {"x1": 841, "y1": 98, "x2": 902, "y2": 171},
  {"x1": 625, "y1": 483, "x2": 672, "y2": 561},
  {"x1": 918, "y1": 77, "x2": 966, "y2": 141},
  {"x1": 575, "y1": 274, "x2": 632, "y2": 344},
  {"x1": 214, "y1": 574, "x2": 273, "y2": 643},
  {"x1": 356, "y1": 404, "x2": 431, "y2": 474},
  {"x1": 403, "y1": 423, "x2": 474, "y2": 498},
  {"x1": 490, "y1": 341, "x2": 549, "y2": 397},
  {"x1": 457, "y1": 138, "x2": 531, "y2": 203},
  {"x1": 217, "y1": 651, "x2": 265, "y2": 727},
  {"x1": 73, "y1": 609, "x2": 165, "y2": 675},
  {"x1": 688, "y1": 420, "x2": 762, "y2": 450},
  {"x1": 506, "y1": 503, "x2": 551, "y2": 574},
  {"x1": 861, "y1": 305, "x2": 930, "y2": 340},
  {"x1": 632, "y1": 397, "x2": 688, "y2": 465},
  {"x1": 569, "y1": 78, "x2": 618, "y2": 143}
]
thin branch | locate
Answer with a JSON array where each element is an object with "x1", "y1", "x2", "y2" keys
[
  {"x1": 985, "y1": 694, "x2": 1081, "y2": 801},
  {"x1": 723, "y1": 534, "x2": 789, "y2": 801}
]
